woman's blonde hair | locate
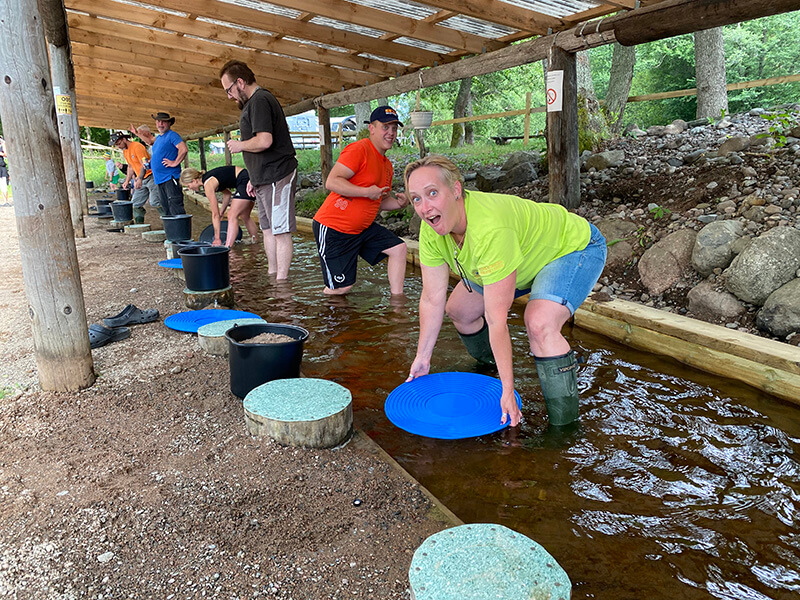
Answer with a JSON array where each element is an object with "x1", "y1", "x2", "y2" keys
[
  {"x1": 179, "y1": 167, "x2": 203, "y2": 186},
  {"x1": 404, "y1": 154, "x2": 464, "y2": 198}
]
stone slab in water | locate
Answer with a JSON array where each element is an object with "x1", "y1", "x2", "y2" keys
[
  {"x1": 409, "y1": 523, "x2": 571, "y2": 600},
  {"x1": 143, "y1": 230, "x2": 167, "y2": 242},
  {"x1": 243, "y1": 378, "x2": 353, "y2": 448},
  {"x1": 197, "y1": 318, "x2": 267, "y2": 356},
  {"x1": 124, "y1": 224, "x2": 151, "y2": 235},
  {"x1": 183, "y1": 285, "x2": 234, "y2": 310}
]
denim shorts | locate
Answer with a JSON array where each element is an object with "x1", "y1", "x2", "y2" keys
[{"x1": 470, "y1": 223, "x2": 606, "y2": 314}]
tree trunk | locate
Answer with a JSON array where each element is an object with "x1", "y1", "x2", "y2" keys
[
  {"x1": 224, "y1": 131, "x2": 232, "y2": 166},
  {"x1": 0, "y1": 0, "x2": 95, "y2": 391},
  {"x1": 576, "y1": 50, "x2": 609, "y2": 152},
  {"x1": 603, "y1": 42, "x2": 636, "y2": 136},
  {"x1": 354, "y1": 101, "x2": 371, "y2": 139},
  {"x1": 450, "y1": 77, "x2": 472, "y2": 148},
  {"x1": 695, "y1": 27, "x2": 728, "y2": 119}
]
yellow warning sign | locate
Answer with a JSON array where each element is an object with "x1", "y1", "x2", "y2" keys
[{"x1": 55, "y1": 95, "x2": 72, "y2": 115}]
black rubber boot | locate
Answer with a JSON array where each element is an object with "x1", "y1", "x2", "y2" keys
[
  {"x1": 133, "y1": 206, "x2": 146, "y2": 224},
  {"x1": 535, "y1": 350, "x2": 579, "y2": 427},
  {"x1": 457, "y1": 318, "x2": 495, "y2": 365}
]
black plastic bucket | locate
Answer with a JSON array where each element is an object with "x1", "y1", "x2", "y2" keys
[
  {"x1": 173, "y1": 240, "x2": 212, "y2": 255},
  {"x1": 94, "y1": 200, "x2": 113, "y2": 215},
  {"x1": 116, "y1": 188, "x2": 130, "y2": 201},
  {"x1": 86, "y1": 181, "x2": 94, "y2": 189},
  {"x1": 225, "y1": 323, "x2": 310, "y2": 399},
  {"x1": 110, "y1": 201, "x2": 133, "y2": 221},
  {"x1": 178, "y1": 246, "x2": 229, "y2": 291},
  {"x1": 161, "y1": 214, "x2": 193, "y2": 242}
]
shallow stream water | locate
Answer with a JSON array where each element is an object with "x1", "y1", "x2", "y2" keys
[{"x1": 213, "y1": 222, "x2": 800, "y2": 600}]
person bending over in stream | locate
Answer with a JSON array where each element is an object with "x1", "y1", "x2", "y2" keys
[
  {"x1": 180, "y1": 166, "x2": 259, "y2": 247},
  {"x1": 312, "y1": 106, "x2": 408, "y2": 296},
  {"x1": 404, "y1": 155, "x2": 606, "y2": 428}
]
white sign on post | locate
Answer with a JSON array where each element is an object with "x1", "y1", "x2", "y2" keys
[{"x1": 546, "y1": 70, "x2": 564, "y2": 113}]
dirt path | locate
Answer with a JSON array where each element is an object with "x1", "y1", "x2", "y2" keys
[{"x1": 0, "y1": 201, "x2": 448, "y2": 599}]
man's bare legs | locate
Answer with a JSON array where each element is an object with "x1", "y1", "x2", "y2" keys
[{"x1": 263, "y1": 229, "x2": 292, "y2": 279}]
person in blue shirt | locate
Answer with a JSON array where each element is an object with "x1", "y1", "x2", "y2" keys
[{"x1": 150, "y1": 112, "x2": 188, "y2": 216}]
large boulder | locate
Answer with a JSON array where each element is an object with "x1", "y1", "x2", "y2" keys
[
  {"x1": 595, "y1": 218, "x2": 638, "y2": 270},
  {"x1": 687, "y1": 281, "x2": 746, "y2": 322},
  {"x1": 716, "y1": 136, "x2": 750, "y2": 155},
  {"x1": 497, "y1": 162, "x2": 537, "y2": 189},
  {"x1": 475, "y1": 167, "x2": 502, "y2": 192},
  {"x1": 501, "y1": 151, "x2": 540, "y2": 173},
  {"x1": 756, "y1": 279, "x2": 800, "y2": 338},
  {"x1": 691, "y1": 220, "x2": 744, "y2": 276},
  {"x1": 724, "y1": 227, "x2": 800, "y2": 305},
  {"x1": 638, "y1": 229, "x2": 697, "y2": 295},
  {"x1": 584, "y1": 150, "x2": 625, "y2": 171}
]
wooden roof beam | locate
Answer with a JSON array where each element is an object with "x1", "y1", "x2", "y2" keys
[
  {"x1": 65, "y1": 10, "x2": 381, "y2": 90},
  {"x1": 65, "y1": 0, "x2": 401, "y2": 79},
  {"x1": 140, "y1": 0, "x2": 451, "y2": 66}
]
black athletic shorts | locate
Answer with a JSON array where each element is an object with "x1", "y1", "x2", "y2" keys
[
  {"x1": 232, "y1": 169, "x2": 255, "y2": 201},
  {"x1": 312, "y1": 220, "x2": 403, "y2": 289}
]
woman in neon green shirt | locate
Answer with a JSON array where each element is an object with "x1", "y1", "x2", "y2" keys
[{"x1": 404, "y1": 155, "x2": 606, "y2": 429}]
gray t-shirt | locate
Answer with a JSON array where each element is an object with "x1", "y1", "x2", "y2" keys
[{"x1": 239, "y1": 87, "x2": 297, "y2": 186}]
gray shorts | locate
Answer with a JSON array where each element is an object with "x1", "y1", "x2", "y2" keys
[
  {"x1": 131, "y1": 175, "x2": 160, "y2": 208},
  {"x1": 254, "y1": 169, "x2": 296, "y2": 234}
]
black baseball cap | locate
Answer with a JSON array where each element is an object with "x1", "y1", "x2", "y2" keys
[{"x1": 365, "y1": 106, "x2": 403, "y2": 126}]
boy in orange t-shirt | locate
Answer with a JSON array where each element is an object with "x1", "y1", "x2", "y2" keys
[{"x1": 312, "y1": 106, "x2": 408, "y2": 296}]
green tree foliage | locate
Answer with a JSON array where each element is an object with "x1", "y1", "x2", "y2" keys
[{"x1": 590, "y1": 12, "x2": 800, "y2": 130}]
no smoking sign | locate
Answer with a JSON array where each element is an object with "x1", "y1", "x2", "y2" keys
[{"x1": 545, "y1": 70, "x2": 563, "y2": 112}]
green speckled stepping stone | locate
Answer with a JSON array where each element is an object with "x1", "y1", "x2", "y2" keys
[
  {"x1": 243, "y1": 378, "x2": 353, "y2": 448},
  {"x1": 143, "y1": 230, "x2": 166, "y2": 242},
  {"x1": 197, "y1": 318, "x2": 266, "y2": 356},
  {"x1": 124, "y1": 223, "x2": 151, "y2": 234},
  {"x1": 409, "y1": 523, "x2": 571, "y2": 600}
]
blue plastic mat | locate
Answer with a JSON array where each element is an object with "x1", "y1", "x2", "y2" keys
[
  {"x1": 158, "y1": 258, "x2": 183, "y2": 269},
  {"x1": 385, "y1": 372, "x2": 522, "y2": 439},
  {"x1": 164, "y1": 309, "x2": 262, "y2": 333}
]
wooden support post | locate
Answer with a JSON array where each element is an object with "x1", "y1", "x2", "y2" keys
[
  {"x1": 199, "y1": 137, "x2": 207, "y2": 171},
  {"x1": 523, "y1": 92, "x2": 531, "y2": 147},
  {"x1": 40, "y1": 0, "x2": 85, "y2": 237},
  {"x1": 546, "y1": 46, "x2": 579, "y2": 209},
  {"x1": 183, "y1": 152, "x2": 189, "y2": 168},
  {"x1": 337, "y1": 125, "x2": 344, "y2": 149},
  {"x1": 0, "y1": 0, "x2": 95, "y2": 390},
  {"x1": 318, "y1": 105, "x2": 333, "y2": 186},
  {"x1": 224, "y1": 131, "x2": 232, "y2": 166}
]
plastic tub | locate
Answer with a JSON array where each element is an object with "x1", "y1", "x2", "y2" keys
[
  {"x1": 177, "y1": 245, "x2": 229, "y2": 291},
  {"x1": 161, "y1": 214, "x2": 193, "y2": 242},
  {"x1": 110, "y1": 201, "x2": 133, "y2": 221},
  {"x1": 225, "y1": 323, "x2": 309, "y2": 399},
  {"x1": 116, "y1": 188, "x2": 130, "y2": 201}
]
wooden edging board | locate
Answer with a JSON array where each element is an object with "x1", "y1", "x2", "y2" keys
[
  {"x1": 192, "y1": 206, "x2": 800, "y2": 405},
  {"x1": 574, "y1": 298, "x2": 800, "y2": 406}
]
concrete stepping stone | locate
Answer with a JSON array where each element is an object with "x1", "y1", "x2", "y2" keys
[
  {"x1": 409, "y1": 523, "x2": 571, "y2": 600},
  {"x1": 124, "y1": 223, "x2": 151, "y2": 235},
  {"x1": 197, "y1": 318, "x2": 266, "y2": 356},
  {"x1": 243, "y1": 378, "x2": 352, "y2": 448},
  {"x1": 110, "y1": 219, "x2": 133, "y2": 228},
  {"x1": 143, "y1": 229, "x2": 166, "y2": 242}
]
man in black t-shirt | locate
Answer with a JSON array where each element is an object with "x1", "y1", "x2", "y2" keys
[{"x1": 220, "y1": 60, "x2": 298, "y2": 281}]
